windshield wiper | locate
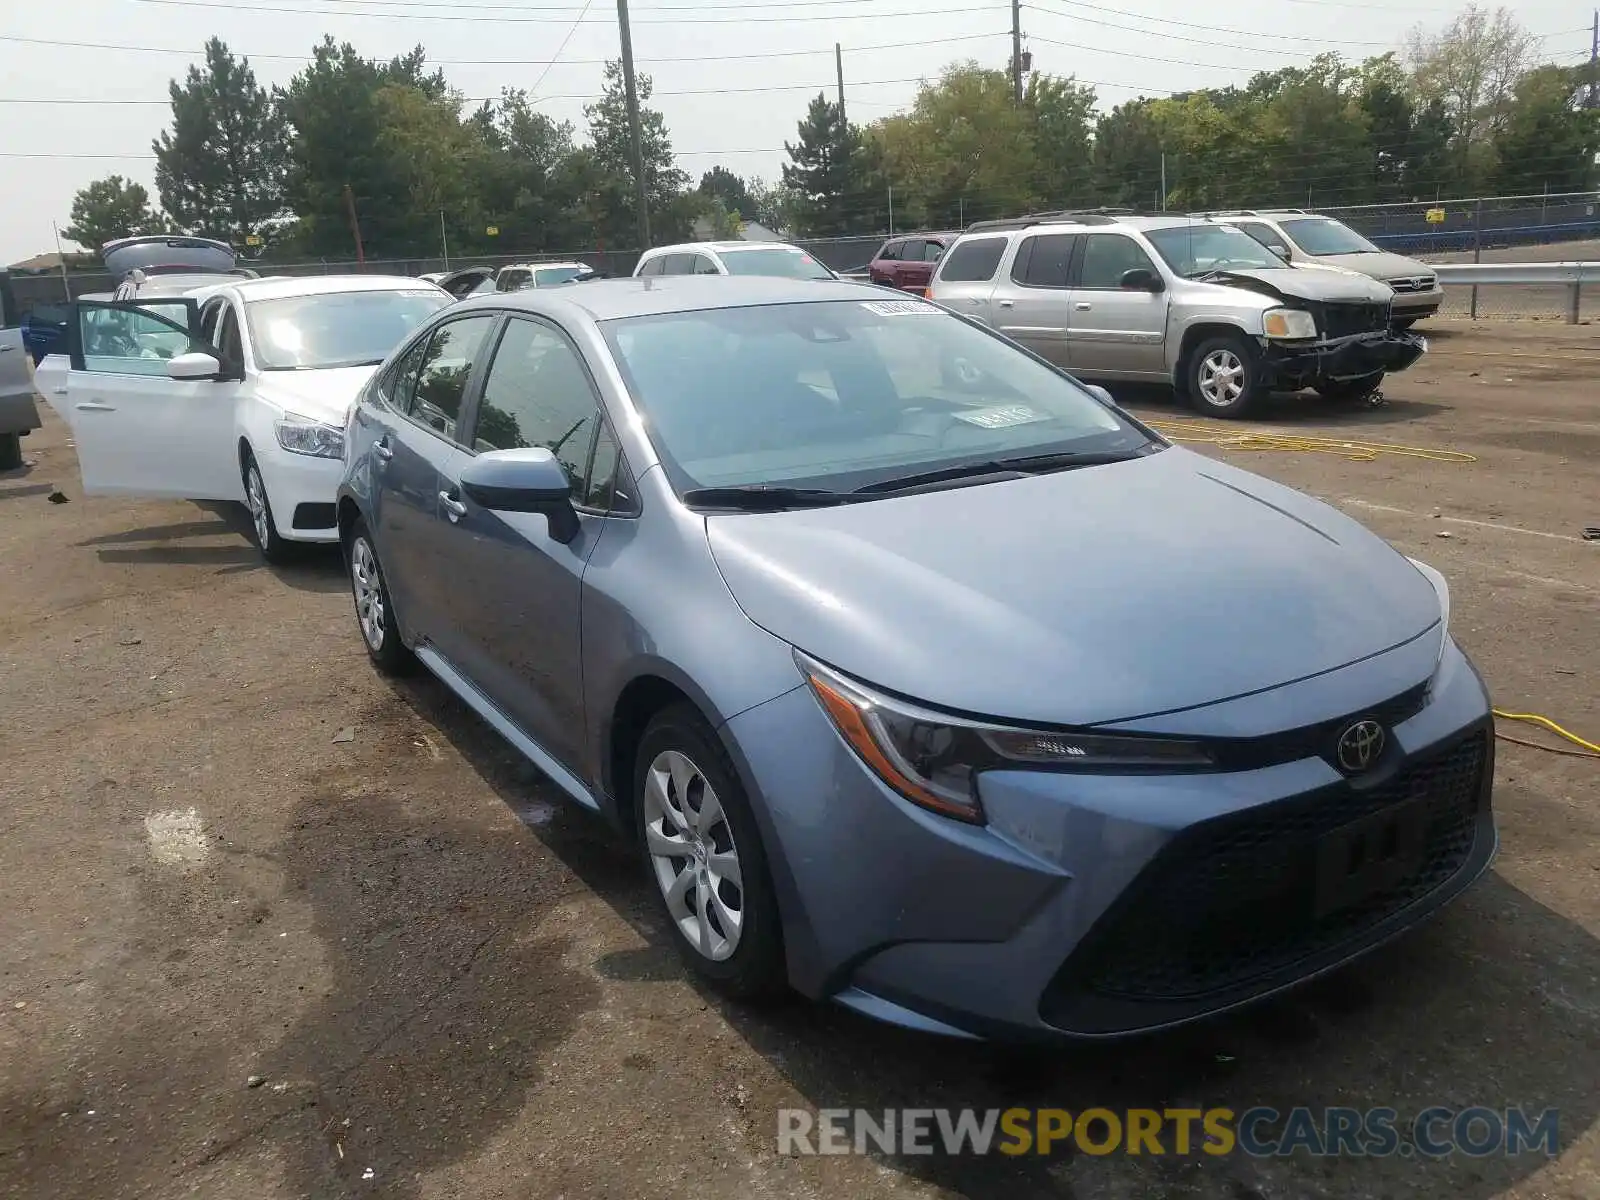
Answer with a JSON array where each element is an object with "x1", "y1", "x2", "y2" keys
[
  {"x1": 854, "y1": 449, "x2": 1148, "y2": 495},
  {"x1": 681, "y1": 485, "x2": 854, "y2": 511}
]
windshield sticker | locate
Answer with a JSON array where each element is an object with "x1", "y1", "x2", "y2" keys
[
  {"x1": 859, "y1": 298, "x2": 939, "y2": 316},
  {"x1": 953, "y1": 405, "x2": 1050, "y2": 429}
]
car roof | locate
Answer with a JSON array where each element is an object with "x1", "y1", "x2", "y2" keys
[
  {"x1": 643, "y1": 241, "x2": 808, "y2": 256},
  {"x1": 208, "y1": 274, "x2": 446, "y2": 302},
  {"x1": 960, "y1": 213, "x2": 1218, "y2": 238},
  {"x1": 451, "y1": 274, "x2": 879, "y2": 322}
]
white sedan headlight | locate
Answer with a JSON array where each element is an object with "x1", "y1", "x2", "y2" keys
[
  {"x1": 1407, "y1": 557, "x2": 1451, "y2": 668},
  {"x1": 275, "y1": 414, "x2": 345, "y2": 460},
  {"x1": 1261, "y1": 307, "x2": 1318, "y2": 340}
]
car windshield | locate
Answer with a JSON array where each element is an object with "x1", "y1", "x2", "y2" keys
[
  {"x1": 1144, "y1": 224, "x2": 1286, "y2": 276},
  {"x1": 601, "y1": 298, "x2": 1152, "y2": 495},
  {"x1": 1279, "y1": 217, "x2": 1381, "y2": 255},
  {"x1": 534, "y1": 266, "x2": 586, "y2": 286},
  {"x1": 718, "y1": 248, "x2": 835, "y2": 280},
  {"x1": 246, "y1": 289, "x2": 452, "y2": 370}
]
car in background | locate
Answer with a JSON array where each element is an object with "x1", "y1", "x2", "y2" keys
[
  {"x1": 34, "y1": 275, "x2": 451, "y2": 560},
  {"x1": 427, "y1": 262, "x2": 601, "y2": 301},
  {"x1": 0, "y1": 274, "x2": 41, "y2": 470},
  {"x1": 867, "y1": 232, "x2": 955, "y2": 294},
  {"x1": 930, "y1": 211, "x2": 1425, "y2": 417},
  {"x1": 1204, "y1": 210, "x2": 1444, "y2": 328},
  {"x1": 335, "y1": 275, "x2": 1492, "y2": 1042},
  {"x1": 632, "y1": 241, "x2": 835, "y2": 280}
]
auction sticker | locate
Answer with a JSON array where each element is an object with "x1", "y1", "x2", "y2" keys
[
  {"x1": 953, "y1": 405, "x2": 1049, "y2": 429},
  {"x1": 860, "y1": 299, "x2": 940, "y2": 316}
]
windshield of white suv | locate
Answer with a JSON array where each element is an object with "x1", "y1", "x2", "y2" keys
[
  {"x1": 719, "y1": 247, "x2": 835, "y2": 280},
  {"x1": 1144, "y1": 224, "x2": 1286, "y2": 276},
  {"x1": 602, "y1": 298, "x2": 1155, "y2": 497},
  {"x1": 247, "y1": 289, "x2": 452, "y2": 370},
  {"x1": 1279, "y1": 218, "x2": 1382, "y2": 255}
]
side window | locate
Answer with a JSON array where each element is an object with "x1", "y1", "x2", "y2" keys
[
  {"x1": 935, "y1": 237, "x2": 1007, "y2": 283},
  {"x1": 473, "y1": 317, "x2": 600, "y2": 494},
  {"x1": 662, "y1": 254, "x2": 695, "y2": 276},
  {"x1": 1078, "y1": 234, "x2": 1159, "y2": 290},
  {"x1": 407, "y1": 315, "x2": 495, "y2": 443},
  {"x1": 692, "y1": 255, "x2": 720, "y2": 275},
  {"x1": 379, "y1": 337, "x2": 427, "y2": 412},
  {"x1": 924, "y1": 241, "x2": 947, "y2": 262},
  {"x1": 200, "y1": 300, "x2": 224, "y2": 346},
  {"x1": 497, "y1": 269, "x2": 531, "y2": 292},
  {"x1": 898, "y1": 239, "x2": 926, "y2": 262},
  {"x1": 1237, "y1": 221, "x2": 1289, "y2": 255},
  {"x1": 216, "y1": 304, "x2": 243, "y2": 365},
  {"x1": 1013, "y1": 233, "x2": 1075, "y2": 288},
  {"x1": 77, "y1": 304, "x2": 196, "y2": 375},
  {"x1": 877, "y1": 241, "x2": 901, "y2": 262},
  {"x1": 637, "y1": 256, "x2": 665, "y2": 277},
  {"x1": 581, "y1": 419, "x2": 639, "y2": 514}
]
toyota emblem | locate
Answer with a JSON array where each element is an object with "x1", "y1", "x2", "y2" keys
[{"x1": 1336, "y1": 719, "x2": 1386, "y2": 773}]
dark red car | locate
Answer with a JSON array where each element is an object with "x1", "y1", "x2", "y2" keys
[{"x1": 867, "y1": 233, "x2": 955, "y2": 294}]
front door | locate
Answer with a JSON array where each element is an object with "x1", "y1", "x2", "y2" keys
[
  {"x1": 370, "y1": 312, "x2": 498, "y2": 654},
  {"x1": 436, "y1": 313, "x2": 609, "y2": 773},
  {"x1": 997, "y1": 232, "x2": 1076, "y2": 366},
  {"x1": 1064, "y1": 233, "x2": 1170, "y2": 379},
  {"x1": 65, "y1": 300, "x2": 243, "y2": 499}
]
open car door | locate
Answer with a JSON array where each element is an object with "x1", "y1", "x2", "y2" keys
[
  {"x1": 65, "y1": 299, "x2": 244, "y2": 501},
  {"x1": 433, "y1": 266, "x2": 494, "y2": 300}
]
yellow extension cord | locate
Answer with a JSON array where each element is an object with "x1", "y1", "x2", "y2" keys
[{"x1": 1143, "y1": 419, "x2": 1595, "y2": 760}]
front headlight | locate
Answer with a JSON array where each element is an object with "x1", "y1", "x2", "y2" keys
[
  {"x1": 795, "y1": 652, "x2": 1214, "y2": 825},
  {"x1": 1407, "y1": 557, "x2": 1451, "y2": 668},
  {"x1": 274, "y1": 415, "x2": 345, "y2": 460},
  {"x1": 1262, "y1": 307, "x2": 1318, "y2": 340}
]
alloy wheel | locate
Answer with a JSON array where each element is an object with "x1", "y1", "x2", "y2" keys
[
  {"x1": 642, "y1": 749, "x2": 745, "y2": 962},
  {"x1": 350, "y1": 536, "x2": 386, "y2": 651},
  {"x1": 246, "y1": 465, "x2": 271, "y2": 549},
  {"x1": 1197, "y1": 348, "x2": 1246, "y2": 407}
]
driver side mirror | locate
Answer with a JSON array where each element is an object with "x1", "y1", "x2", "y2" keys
[
  {"x1": 459, "y1": 447, "x2": 579, "y2": 544},
  {"x1": 1119, "y1": 268, "x2": 1164, "y2": 293},
  {"x1": 167, "y1": 350, "x2": 223, "y2": 381}
]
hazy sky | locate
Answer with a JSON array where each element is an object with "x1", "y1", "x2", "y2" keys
[{"x1": 1, "y1": 0, "x2": 1587, "y2": 263}]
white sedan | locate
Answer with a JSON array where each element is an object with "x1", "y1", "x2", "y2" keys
[{"x1": 36, "y1": 275, "x2": 452, "y2": 561}]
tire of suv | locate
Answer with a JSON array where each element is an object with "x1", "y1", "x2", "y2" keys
[
  {"x1": 634, "y1": 703, "x2": 786, "y2": 1001},
  {"x1": 346, "y1": 518, "x2": 416, "y2": 676},
  {"x1": 1187, "y1": 334, "x2": 1263, "y2": 419},
  {"x1": 1316, "y1": 371, "x2": 1385, "y2": 403}
]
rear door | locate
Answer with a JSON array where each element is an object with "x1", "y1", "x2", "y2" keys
[
  {"x1": 64, "y1": 300, "x2": 243, "y2": 499},
  {"x1": 1063, "y1": 233, "x2": 1169, "y2": 379},
  {"x1": 996, "y1": 232, "x2": 1076, "y2": 365},
  {"x1": 928, "y1": 235, "x2": 1009, "y2": 324},
  {"x1": 369, "y1": 312, "x2": 498, "y2": 653},
  {"x1": 869, "y1": 239, "x2": 901, "y2": 285},
  {"x1": 891, "y1": 240, "x2": 925, "y2": 290}
]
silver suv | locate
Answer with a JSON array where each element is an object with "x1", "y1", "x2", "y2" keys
[
  {"x1": 1205, "y1": 210, "x2": 1443, "y2": 327},
  {"x1": 929, "y1": 212, "x2": 1426, "y2": 418}
]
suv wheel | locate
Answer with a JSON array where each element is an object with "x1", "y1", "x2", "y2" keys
[
  {"x1": 635, "y1": 704, "x2": 785, "y2": 1000},
  {"x1": 1188, "y1": 335, "x2": 1262, "y2": 419}
]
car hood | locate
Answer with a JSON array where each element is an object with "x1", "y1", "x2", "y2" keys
[
  {"x1": 1312, "y1": 251, "x2": 1436, "y2": 284},
  {"x1": 706, "y1": 448, "x2": 1441, "y2": 727},
  {"x1": 1201, "y1": 266, "x2": 1395, "y2": 305},
  {"x1": 255, "y1": 365, "x2": 379, "y2": 425}
]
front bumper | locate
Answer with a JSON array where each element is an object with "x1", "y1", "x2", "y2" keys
[
  {"x1": 255, "y1": 442, "x2": 344, "y2": 543},
  {"x1": 1390, "y1": 287, "x2": 1444, "y2": 320},
  {"x1": 725, "y1": 636, "x2": 1493, "y2": 1041},
  {"x1": 1262, "y1": 330, "x2": 1427, "y2": 387}
]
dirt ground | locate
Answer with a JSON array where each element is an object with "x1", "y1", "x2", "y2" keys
[{"x1": 1, "y1": 321, "x2": 1596, "y2": 1200}]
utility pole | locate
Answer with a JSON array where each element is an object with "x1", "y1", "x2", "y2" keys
[
  {"x1": 439, "y1": 210, "x2": 450, "y2": 271},
  {"x1": 1011, "y1": 0, "x2": 1023, "y2": 105},
  {"x1": 617, "y1": 0, "x2": 651, "y2": 250},
  {"x1": 1589, "y1": 10, "x2": 1598, "y2": 108},
  {"x1": 835, "y1": 43, "x2": 846, "y2": 124}
]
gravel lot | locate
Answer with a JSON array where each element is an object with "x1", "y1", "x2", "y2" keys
[{"x1": 1, "y1": 320, "x2": 1596, "y2": 1200}]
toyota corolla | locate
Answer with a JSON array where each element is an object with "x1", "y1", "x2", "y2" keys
[{"x1": 335, "y1": 276, "x2": 1495, "y2": 1040}]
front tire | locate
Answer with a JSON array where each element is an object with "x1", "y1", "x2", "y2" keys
[
  {"x1": 242, "y1": 452, "x2": 292, "y2": 563},
  {"x1": 1187, "y1": 335, "x2": 1263, "y2": 419},
  {"x1": 634, "y1": 704, "x2": 785, "y2": 1001},
  {"x1": 346, "y1": 519, "x2": 416, "y2": 676}
]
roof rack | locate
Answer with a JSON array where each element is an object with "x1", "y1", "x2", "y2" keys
[
  {"x1": 1195, "y1": 208, "x2": 1308, "y2": 218},
  {"x1": 964, "y1": 207, "x2": 1140, "y2": 234}
]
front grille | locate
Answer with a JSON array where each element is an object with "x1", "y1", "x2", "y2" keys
[
  {"x1": 1318, "y1": 301, "x2": 1391, "y2": 338},
  {"x1": 1387, "y1": 275, "x2": 1436, "y2": 293},
  {"x1": 1043, "y1": 732, "x2": 1488, "y2": 1012}
]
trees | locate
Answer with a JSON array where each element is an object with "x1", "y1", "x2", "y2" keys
[
  {"x1": 583, "y1": 61, "x2": 691, "y2": 248},
  {"x1": 1491, "y1": 66, "x2": 1599, "y2": 194},
  {"x1": 1408, "y1": 4, "x2": 1536, "y2": 186},
  {"x1": 152, "y1": 38, "x2": 287, "y2": 244},
  {"x1": 782, "y1": 94, "x2": 866, "y2": 236},
  {"x1": 698, "y1": 167, "x2": 755, "y2": 220},
  {"x1": 63, "y1": 177, "x2": 161, "y2": 253}
]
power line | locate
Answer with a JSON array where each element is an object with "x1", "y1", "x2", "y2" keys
[
  {"x1": 526, "y1": 0, "x2": 596, "y2": 98},
  {"x1": 126, "y1": 0, "x2": 1000, "y2": 23}
]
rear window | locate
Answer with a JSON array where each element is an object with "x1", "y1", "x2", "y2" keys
[
  {"x1": 936, "y1": 237, "x2": 1007, "y2": 283},
  {"x1": 719, "y1": 247, "x2": 834, "y2": 280}
]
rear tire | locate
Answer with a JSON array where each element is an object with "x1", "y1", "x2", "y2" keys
[
  {"x1": 346, "y1": 519, "x2": 416, "y2": 676},
  {"x1": 1187, "y1": 335, "x2": 1263, "y2": 419},
  {"x1": 1316, "y1": 372, "x2": 1385, "y2": 403},
  {"x1": 0, "y1": 433, "x2": 21, "y2": 471},
  {"x1": 634, "y1": 703, "x2": 786, "y2": 1002}
]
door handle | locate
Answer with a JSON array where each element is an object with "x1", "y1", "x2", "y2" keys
[
  {"x1": 75, "y1": 402, "x2": 115, "y2": 411},
  {"x1": 439, "y1": 491, "x2": 468, "y2": 521},
  {"x1": 372, "y1": 440, "x2": 393, "y2": 462},
  {"x1": 997, "y1": 299, "x2": 1014, "y2": 308},
  {"x1": 1075, "y1": 302, "x2": 1092, "y2": 311}
]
